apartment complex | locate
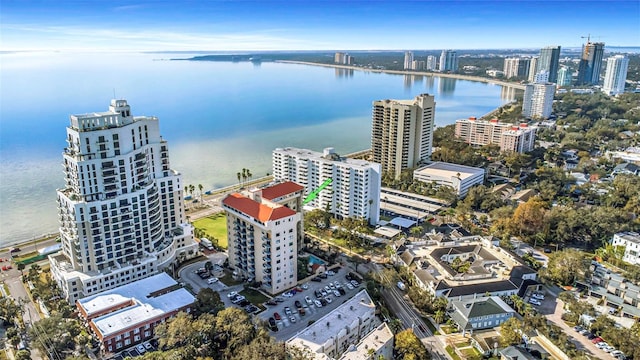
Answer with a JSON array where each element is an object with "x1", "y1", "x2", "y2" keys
[
  {"x1": 413, "y1": 162, "x2": 485, "y2": 197},
  {"x1": 338, "y1": 323, "x2": 394, "y2": 360},
  {"x1": 455, "y1": 117, "x2": 537, "y2": 153},
  {"x1": 527, "y1": 57, "x2": 538, "y2": 82},
  {"x1": 577, "y1": 40, "x2": 605, "y2": 85},
  {"x1": 439, "y1": 50, "x2": 458, "y2": 72},
  {"x1": 287, "y1": 289, "x2": 378, "y2": 360},
  {"x1": 503, "y1": 57, "x2": 530, "y2": 79},
  {"x1": 76, "y1": 273, "x2": 194, "y2": 353},
  {"x1": 50, "y1": 100, "x2": 196, "y2": 304},
  {"x1": 611, "y1": 232, "x2": 640, "y2": 265},
  {"x1": 522, "y1": 82, "x2": 556, "y2": 119},
  {"x1": 603, "y1": 55, "x2": 629, "y2": 96},
  {"x1": 557, "y1": 67, "x2": 572, "y2": 87},
  {"x1": 450, "y1": 296, "x2": 516, "y2": 335},
  {"x1": 273, "y1": 147, "x2": 381, "y2": 225},
  {"x1": 334, "y1": 52, "x2": 353, "y2": 65},
  {"x1": 222, "y1": 182, "x2": 304, "y2": 294},
  {"x1": 426, "y1": 55, "x2": 438, "y2": 71},
  {"x1": 536, "y1": 46, "x2": 561, "y2": 83},
  {"x1": 371, "y1": 94, "x2": 435, "y2": 178},
  {"x1": 403, "y1": 51, "x2": 414, "y2": 70}
]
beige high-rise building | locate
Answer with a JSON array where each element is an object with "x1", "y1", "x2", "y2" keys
[
  {"x1": 222, "y1": 182, "x2": 303, "y2": 294},
  {"x1": 503, "y1": 57, "x2": 530, "y2": 79},
  {"x1": 404, "y1": 51, "x2": 414, "y2": 70},
  {"x1": 522, "y1": 82, "x2": 555, "y2": 119},
  {"x1": 455, "y1": 117, "x2": 537, "y2": 153},
  {"x1": 372, "y1": 94, "x2": 435, "y2": 178}
]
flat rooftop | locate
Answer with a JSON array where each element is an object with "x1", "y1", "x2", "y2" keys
[
  {"x1": 615, "y1": 232, "x2": 640, "y2": 244},
  {"x1": 380, "y1": 188, "x2": 445, "y2": 216},
  {"x1": 274, "y1": 147, "x2": 378, "y2": 169},
  {"x1": 415, "y1": 162, "x2": 485, "y2": 181},
  {"x1": 338, "y1": 323, "x2": 394, "y2": 360},
  {"x1": 79, "y1": 273, "x2": 194, "y2": 337},
  {"x1": 287, "y1": 289, "x2": 375, "y2": 355}
]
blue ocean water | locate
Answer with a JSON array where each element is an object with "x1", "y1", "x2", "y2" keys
[{"x1": 0, "y1": 52, "x2": 516, "y2": 246}]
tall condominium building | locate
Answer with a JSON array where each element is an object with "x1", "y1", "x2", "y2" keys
[
  {"x1": 272, "y1": 147, "x2": 381, "y2": 225},
  {"x1": 522, "y1": 83, "x2": 556, "y2": 119},
  {"x1": 557, "y1": 67, "x2": 572, "y2": 87},
  {"x1": 403, "y1": 51, "x2": 414, "y2": 70},
  {"x1": 533, "y1": 70, "x2": 549, "y2": 84},
  {"x1": 439, "y1": 50, "x2": 458, "y2": 72},
  {"x1": 50, "y1": 100, "x2": 197, "y2": 303},
  {"x1": 577, "y1": 40, "x2": 605, "y2": 85},
  {"x1": 503, "y1": 57, "x2": 530, "y2": 79},
  {"x1": 222, "y1": 182, "x2": 304, "y2": 294},
  {"x1": 426, "y1": 55, "x2": 438, "y2": 71},
  {"x1": 536, "y1": 46, "x2": 561, "y2": 83},
  {"x1": 603, "y1": 55, "x2": 629, "y2": 96},
  {"x1": 411, "y1": 60, "x2": 425, "y2": 71},
  {"x1": 527, "y1": 57, "x2": 539, "y2": 82},
  {"x1": 455, "y1": 117, "x2": 537, "y2": 153},
  {"x1": 334, "y1": 52, "x2": 353, "y2": 65},
  {"x1": 372, "y1": 94, "x2": 436, "y2": 178}
]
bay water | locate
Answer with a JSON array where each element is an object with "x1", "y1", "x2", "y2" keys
[{"x1": 0, "y1": 52, "x2": 516, "y2": 246}]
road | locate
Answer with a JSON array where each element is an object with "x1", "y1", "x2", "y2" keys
[{"x1": 374, "y1": 264, "x2": 450, "y2": 360}]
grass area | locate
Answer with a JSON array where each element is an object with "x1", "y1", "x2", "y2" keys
[
  {"x1": 240, "y1": 288, "x2": 270, "y2": 305},
  {"x1": 13, "y1": 251, "x2": 39, "y2": 262},
  {"x1": 454, "y1": 341, "x2": 470, "y2": 349},
  {"x1": 219, "y1": 272, "x2": 243, "y2": 286},
  {"x1": 460, "y1": 347, "x2": 482, "y2": 359},
  {"x1": 446, "y1": 346, "x2": 462, "y2": 360},
  {"x1": 193, "y1": 213, "x2": 228, "y2": 249}
]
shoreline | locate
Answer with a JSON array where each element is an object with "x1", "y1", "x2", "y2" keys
[{"x1": 275, "y1": 60, "x2": 527, "y2": 90}]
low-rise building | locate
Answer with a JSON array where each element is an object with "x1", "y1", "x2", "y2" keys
[
  {"x1": 449, "y1": 296, "x2": 516, "y2": 335},
  {"x1": 584, "y1": 261, "x2": 640, "y2": 319},
  {"x1": 612, "y1": 162, "x2": 639, "y2": 177},
  {"x1": 413, "y1": 162, "x2": 485, "y2": 197},
  {"x1": 338, "y1": 323, "x2": 394, "y2": 360},
  {"x1": 287, "y1": 289, "x2": 378, "y2": 360},
  {"x1": 76, "y1": 273, "x2": 194, "y2": 353},
  {"x1": 455, "y1": 118, "x2": 537, "y2": 153},
  {"x1": 611, "y1": 232, "x2": 640, "y2": 265}
]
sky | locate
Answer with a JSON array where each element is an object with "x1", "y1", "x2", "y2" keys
[{"x1": 1, "y1": 0, "x2": 639, "y2": 52}]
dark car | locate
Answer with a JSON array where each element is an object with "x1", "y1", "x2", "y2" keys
[
  {"x1": 544, "y1": 248, "x2": 552, "y2": 253},
  {"x1": 273, "y1": 312, "x2": 281, "y2": 320},
  {"x1": 238, "y1": 300, "x2": 250, "y2": 307},
  {"x1": 268, "y1": 317, "x2": 277, "y2": 331},
  {"x1": 274, "y1": 297, "x2": 284, "y2": 303},
  {"x1": 198, "y1": 272, "x2": 211, "y2": 279},
  {"x1": 319, "y1": 298, "x2": 327, "y2": 306},
  {"x1": 318, "y1": 273, "x2": 328, "y2": 279},
  {"x1": 310, "y1": 277, "x2": 322, "y2": 282},
  {"x1": 9, "y1": 248, "x2": 20, "y2": 253},
  {"x1": 338, "y1": 287, "x2": 346, "y2": 295},
  {"x1": 345, "y1": 274, "x2": 352, "y2": 281},
  {"x1": 295, "y1": 300, "x2": 303, "y2": 308},
  {"x1": 315, "y1": 290, "x2": 322, "y2": 298}
]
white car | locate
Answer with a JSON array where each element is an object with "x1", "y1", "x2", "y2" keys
[
  {"x1": 324, "y1": 296, "x2": 332, "y2": 304},
  {"x1": 227, "y1": 291, "x2": 238, "y2": 298},
  {"x1": 232, "y1": 295, "x2": 246, "y2": 304},
  {"x1": 529, "y1": 298, "x2": 541, "y2": 306},
  {"x1": 314, "y1": 299, "x2": 322, "y2": 307},
  {"x1": 346, "y1": 283, "x2": 354, "y2": 290},
  {"x1": 305, "y1": 296, "x2": 313, "y2": 305},
  {"x1": 333, "y1": 290, "x2": 341, "y2": 297},
  {"x1": 282, "y1": 291, "x2": 294, "y2": 298},
  {"x1": 144, "y1": 342, "x2": 153, "y2": 351},
  {"x1": 326, "y1": 270, "x2": 335, "y2": 276},
  {"x1": 290, "y1": 316, "x2": 297, "y2": 323},
  {"x1": 333, "y1": 281, "x2": 341, "y2": 288},
  {"x1": 207, "y1": 277, "x2": 219, "y2": 284},
  {"x1": 532, "y1": 292, "x2": 545, "y2": 300},
  {"x1": 136, "y1": 344, "x2": 147, "y2": 354},
  {"x1": 596, "y1": 342, "x2": 609, "y2": 349},
  {"x1": 301, "y1": 283, "x2": 309, "y2": 290}
]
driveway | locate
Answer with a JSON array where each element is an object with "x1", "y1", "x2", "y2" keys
[{"x1": 546, "y1": 299, "x2": 609, "y2": 358}]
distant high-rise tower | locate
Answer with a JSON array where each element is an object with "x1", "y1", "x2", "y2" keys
[
  {"x1": 439, "y1": 50, "x2": 458, "y2": 72},
  {"x1": 404, "y1": 51, "x2": 414, "y2": 70},
  {"x1": 50, "y1": 100, "x2": 197, "y2": 303},
  {"x1": 557, "y1": 67, "x2": 572, "y2": 87},
  {"x1": 528, "y1": 57, "x2": 539, "y2": 82},
  {"x1": 426, "y1": 55, "x2": 438, "y2": 71},
  {"x1": 371, "y1": 94, "x2": 435, "y2": 178},
  {"x1": 603, "y1": 55, "x2": 629, "y2": 95},
  {"x1": 577, "y1": 40, "x2": 605, "y2": 85},
  {"x1": 537, "y1": 46, "x2": 561, "y2": 83},
  {"x1": 522, "y1": 83, "x2": 556, "y2": 119},
  {"x1": 503, "y1": 57, "x2": 530, "y2": 79}
]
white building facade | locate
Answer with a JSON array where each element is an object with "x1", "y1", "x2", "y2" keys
[
  {"x1": 372, "y1": 94, "x2": 436, "y2": 178},
  {"x1": 222, "y1": 182, "x2": 304, "y2": 294},
  {"x1": 439, "y1": 50, "x2": 458, "y2": 72},
  {"x1": 50, "y1": 100, "x2": 197, "y2": 304},
  {"x1": 273, "y1": 147, "x2": 381, "y2": 225},
  {"x1": 455, "y1": 118, "x2": 537, "y2": 153},
  {"x1": 603, "y1": 55, "x2": 629, "y2": 96},
  {"x1": 522, "y1": 83, "x2": 556, "y2": 119},
  {"x1": 403, "y1": 51, "x2": 414, "y2": 70},
  {"x1": 611, "y1": 232, "x2": 640, "y2": 265},
  {"x1": 426, "y1": 55, "x2": 438, "y2": 71},
  {"x1": 413, "y1": 162, "x2": 485, "y2": 197}
]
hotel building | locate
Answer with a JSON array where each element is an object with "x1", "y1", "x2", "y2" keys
[
  {"x1": 222, "y1": 182, "x2": 304, "y2": 294},
  {"x1": 371, "y1": 94, "x2": 436, "y2": 178},
  {"x1": 273, "y1": 147, "x2": 381, "y2": 225},
  {"x1": 287, "y1": 289, "x2": 378, "y2": 360},
  {"x1": 522, "y1": 83, "x2": 556, "y2": 119},
  {"x1": 455, "y1": 117, "x2": 537, "y2": 153},
  {"x1": 50, "y1": 100, "x2": 197, "y2": 304},
  {"x1": 77, "y1": 273, "x2": 194, "y2": 353},
  {"x1": 603, "y1": 55, "x2": 629, "y2": 96}
]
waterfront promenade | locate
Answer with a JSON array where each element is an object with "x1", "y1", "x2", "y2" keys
[{"x1": 276, "y1": 60, "x2": 527, "y2": 90}]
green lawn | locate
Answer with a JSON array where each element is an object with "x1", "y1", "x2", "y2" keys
[
  {"x1": 193, "y1": 213, "x2": 228, "y2": 249},
  {"x1": 446, "y1": 346, "x2": 462, "y2": 360},
  {"x1": 240, "y1": 288, "x2": 270, "y2": 305},
  {"x1": 219, "y1": 272, "x2": 243, "y2": 286}
]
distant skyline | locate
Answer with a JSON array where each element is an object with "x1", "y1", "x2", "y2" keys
[{"x1": 1, "y1": 1, "x2": 638, "y2": 52}]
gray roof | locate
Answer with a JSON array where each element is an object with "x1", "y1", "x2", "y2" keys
[
  {"x1": 441, "y1": 279, "x2": 519, "y2": 298},
  {"x1": 500, "y1": 346, "x2": 538, "y2": 360},
  {"x1": 614, "y1": 162, "x2": 639, "y2": 173},
  {"x1": 450, "y1": 296, "x2": 515, "y2": 330},
  {"x1": 399, "y1": 250, "x2": 418, "y2": 266},
  {"x1": 414, "y1": 269, "x2": 436, "y2": 284}
]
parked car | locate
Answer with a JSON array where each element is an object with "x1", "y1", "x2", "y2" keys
[
  {"x1": 305, "y1": 296, "x2": 313, "y2": 305},
  {"x1": 266, "y1": 300, "x2": 277, "y2": 306},
  {"x1": 231, "y1": 295, "x2": 246, "y2": 304},
  {"x1": 611, "y1": 350, "x2": 623, "y2": 357},
  {"x1": 532, "y1": 292, "x2": 545, "y2": 300},
  {"x1": 329, "y1": 283, "x2": 335, "y2": 290},
  {"x1": 144, "y1": 342, "x2": 153, "y2": 351},
  {"x1": 346, "y1": 283, "x2": 354, "y2": 290},
  {"x1": 136, "y1": 344, "x2": 147, "y2": 354},
  {"x1": 199, "y1": 272, "x2": 211, "y2": 279},
  {"x1": 324, "y1": 285, "x2": 331, "y2": 292},
  {"x1": 350, "y1": 280, "x2": 360, "y2": 287},
  {"x1": 284, "y1": 306, "x2": 292, "y2": 315},
  {"x1": 592, "y1": 337, "x2": 603, "y2": 344},
  {"x1": 333, "y1": 290, "x2": 341, "y2": 297},
  {"x1": 283, "y1": 291, "x2": 294, "y2": 298},
  {"x1": 333, "y1": 281, "x2": 341, "y2": 288},
  {"x1": 529, "y1": 298, "x2": 541, "y2": 306},
  {"x1": 310, "y1": 277, "x2": 322, "y2": 282},
  {"x1": 314, "y1": 299, "x2": 322, "y2": 307},
  {"x1": 301, "y1": 283, "x2": 309, "y2": 289},
  {"x1": 338, "y1": 287, "x2": 346, "y2": 295},
  {"x1": 321, "y1": 289, "x2": 327, "y2": 296},
  {"x1": 207, "y1": 277, "x2": 219, "y2": 284},
  {"x1": 295, "y1": 300, "x2": 302, "y2": 308},
  {"x1": 268, "y1": 317, "x2": 277, "y2": 330},
  {"x1": 299, "y1": 308, "x2": 306, "y2": 316},
  {"x1": 9, "y1": 248, "x2": 20, "y2": 253},
  {"x1": 289, "y1": 316, "x2": 296, "y2": 323},
  {"x1": 324, "y1": 296, "x2": 332, "y2": 304},
  {"x1": 318, "y1": 273, "x2": 328, "y2": 279},
  {"x1": 319, "y1": 298, "x2": 327, "y2": 306},
  {"x1": 315, "y1": 290, "x2": 322, "y2": 298},
  {"x1": 326, "y1": 270, "x2": 335, "y2": 276},
  {"x1": 227, "y1": 291, "x2": 238, "y2": 298},
  {"x1": 274, "y1": 297, "x2": 284, "y2": 303},
  {"x1": 273, "y1": 312, "x2": 281, "y2": 320},
  {"x1": 574, "y1": 325, "x2": 583, "y2": 332}
]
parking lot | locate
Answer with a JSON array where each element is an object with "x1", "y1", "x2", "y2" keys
[
  {"x1": 108, "y1": 339, "x2": 159, "y2": 359},
  {"x1": 254, "y1": 266, "x2": 363, "y2": 341}
]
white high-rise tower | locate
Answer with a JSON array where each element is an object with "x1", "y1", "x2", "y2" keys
[
  {"x1": 50, "y1": 100, "x2": 197, "y2": 303},
  {"x1": 603, "y1": 55, "x2": 629, "y2": 96}
]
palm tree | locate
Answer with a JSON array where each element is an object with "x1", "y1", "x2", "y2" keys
[
  {"x1": 237, "y1": 172, "x2": 242, "y2": 187},
  {"x1": 434, "y1": 309, "x2": 445, "y2": 324},
  {"x1": 246, "y1": 169, "x2": 252, "y2": 183},
  {"x1": 198, "y1": 184, "x2": 204, "y2": 202},
  {"x1": 189, "y1": 184, "x2": 195, "y2": 198}
]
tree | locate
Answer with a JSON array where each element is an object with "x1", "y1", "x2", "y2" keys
[
  {"x1": 14, "y1": 350, "x2": 31, "y2": 360},
  {"x1": 510, "y1": 196, "x2": 548, "y2": 239},
  {"x1": 237, "y1": 172, "x2": 242, "y2": 186},
  {"x1": 388, "y1": 318, "x2": 404, "y2": 334},
  {"x1": 194, "y1": 288, "x2": 224, "y2": 316},
  {"x1": 395, "y1": 329, "x2": 430, "y2": 360},
  {"x1": 542, "y1": 249, "x2": 587, "y2": 285},
  {"x1": 434, "y1": 310, "x2": 445, "y2": 324},
  {"x1": 590, "y1": 315, "x2": 616, "y2": 336},
  {"x1": 0, "y1": 297, "x2": 21, "y2": 325},
  {"x1": 198, "y1": 184, "x2": 204, "y2": 202},
  {"x1": 499, "y1": 317, "x2": 524, "y2": 346},
  {"x1": 409, "y1": 226, "x2": 422, "y2": 238},
  {"x1": 234, "y1": 334, "x2": 288, "y2": 360},
  {"x1": 214, "y1": 307, "x2": 255, "y2": 357}
]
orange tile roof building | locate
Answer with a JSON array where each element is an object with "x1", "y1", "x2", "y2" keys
[{"x1": 222, "y1": 182, "x2": 304, "y2": 294}]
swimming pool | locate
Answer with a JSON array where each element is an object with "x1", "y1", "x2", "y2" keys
[{"x1": 308, "y1": 254, "x2": 326, "y2": 266}]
